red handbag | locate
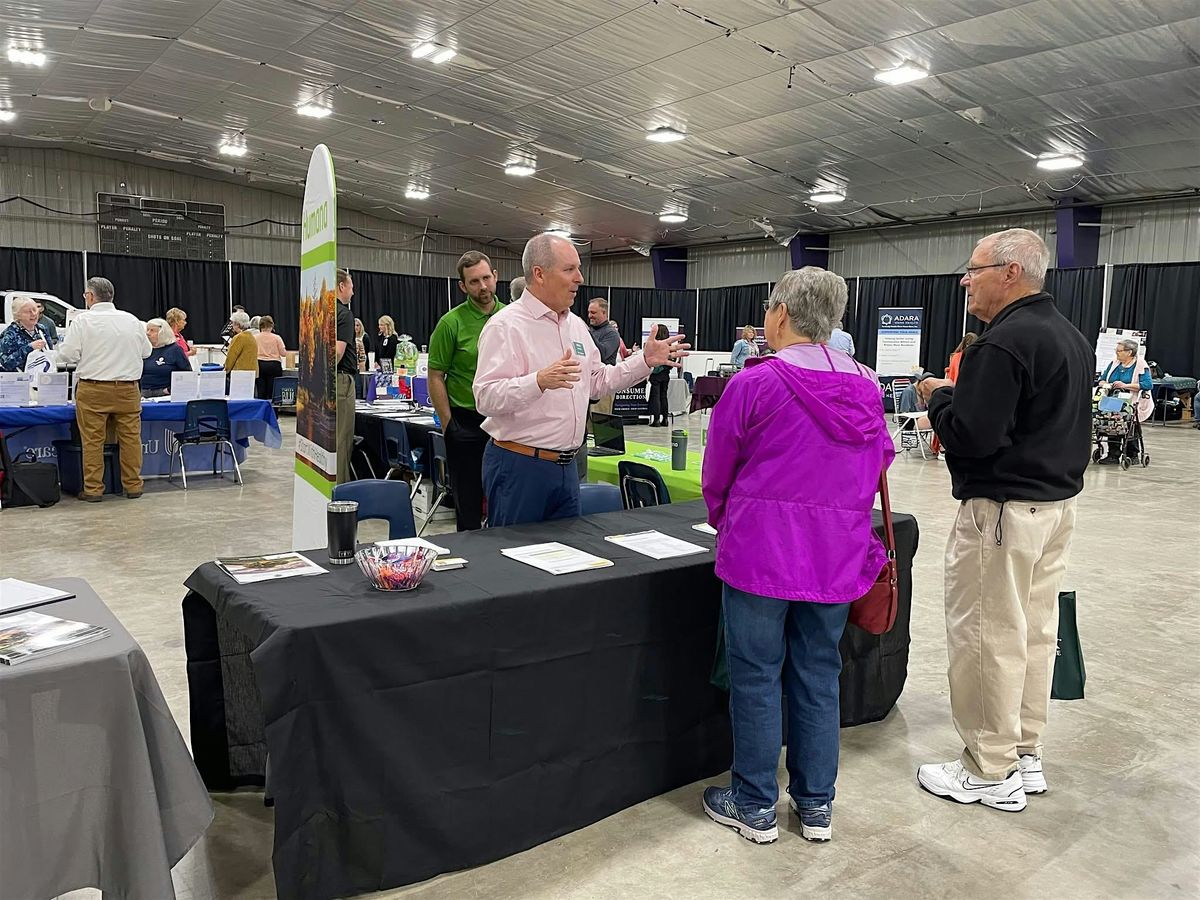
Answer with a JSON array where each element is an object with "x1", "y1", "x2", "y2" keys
[{"x1": 848, "y1": 470, "x2": 898, "y2": 634}]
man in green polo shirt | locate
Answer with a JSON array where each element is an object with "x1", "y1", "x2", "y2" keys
[{"x1": 428, "y1": 250, "x2": 506, "y2": 530}]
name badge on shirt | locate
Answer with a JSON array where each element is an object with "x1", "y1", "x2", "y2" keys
[{"x1": 572, "y1": 341, "x2": 586, "y2": 356}]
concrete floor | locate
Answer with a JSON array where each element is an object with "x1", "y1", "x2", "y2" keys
[{"x1": 2, "y1": 412, "x2": 1197, "y2": 900}]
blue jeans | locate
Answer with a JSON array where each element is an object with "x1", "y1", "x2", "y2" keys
[
  {"x1": 483, "y1": 441, "x2": 581, "y2": 527},
  {"x1": 723, "y1": 584, "x2": 850, "y2": 811}
]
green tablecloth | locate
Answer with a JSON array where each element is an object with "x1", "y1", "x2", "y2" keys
[{"x1": 587, "y1": 439, "x2": 703, "y2": 502}]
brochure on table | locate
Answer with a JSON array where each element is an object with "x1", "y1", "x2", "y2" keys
[
  {"x1": 216, "y1": 552, "x2": 328, "y2": 584},
  {"x1": 501, "y1": 542, "x2": 614, "y2": 575},
  {"x1": 0, "y1": 611, "x2": 110, "y2": 665},
  {"x1": 32, "y1": 372, "x2": 68, "y2": 405},
  {"x1": 605, "y1": 530, "x2": 709, "y2": 560},
  {"x1": 198, "y1": 370, "x2": 226, "y2": 399},
  {"x1": 0, "y1": 372, "x2": 34, "y2": 406},
  {"x1": 0, "y1": 579, "x2": 75, "y2": 615},
  {"x1": 228, "y1": 370, "x2": 255, "y2": 400},
  {"x1": 171, "y1": 371, "x2": 199, "y2": 401}
]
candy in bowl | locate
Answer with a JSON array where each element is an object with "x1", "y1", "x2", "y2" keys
[{"x1": 355, "y1": 544, "x2": 438, "y2": 592}]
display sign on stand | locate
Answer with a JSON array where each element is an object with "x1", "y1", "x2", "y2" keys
[
  {"x1": 640, "y1": 318, "x2": 681, "y2": 345},
  {"x1": 292, "y1": 145, "x2": 339, "y2": 549},
  {"x1": 1095, "y1": 327, "x2": 1147, "y2": 375},
  {"x1": 876, "y1": 307, "x2": 923, "y2": 376}
]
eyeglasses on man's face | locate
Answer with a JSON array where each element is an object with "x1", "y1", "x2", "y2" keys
[{"x1": 963, "y1": 262, "x2": 1009, "y2": 278}]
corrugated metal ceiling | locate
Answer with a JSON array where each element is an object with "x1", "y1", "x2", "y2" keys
[{"x1": 0, "y1": 0, "x2": 1195, "y2": 251}]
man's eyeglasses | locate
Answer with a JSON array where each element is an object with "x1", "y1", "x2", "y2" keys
[{"x1": 964, "y1": 263, "x2": 1008, "y2": 278}]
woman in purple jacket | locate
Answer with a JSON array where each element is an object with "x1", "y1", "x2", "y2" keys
[{"x1": 701, "y1": 267, "x2": 894, "y2": 845}]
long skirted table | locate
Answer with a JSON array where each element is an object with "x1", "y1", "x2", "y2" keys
[
  {"x1": 182, "y1": 500, "x2": 918, "y2": 900},
  {"x1": 0, "y1": 399, "x2": 282, "y2": 476},
  {"x1": 2, "y1": 579, "x2": 213, "y2": 899}
]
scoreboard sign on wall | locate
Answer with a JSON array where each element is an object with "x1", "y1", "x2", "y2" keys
[{"x1": 97, "y1": 192, "x2": 227, "y2": 261}]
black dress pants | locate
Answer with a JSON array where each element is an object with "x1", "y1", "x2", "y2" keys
[{"x1": 444, "y1": 406, "x2": 489, "y2": 530}]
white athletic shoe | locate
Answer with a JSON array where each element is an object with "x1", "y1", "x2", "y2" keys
[
  {"x1": 916, "y1": 760, "x2": 1027, "y2": 812},
  {"x1": 1017, "y1": 754, "x2": 1047, "y2": 794}
]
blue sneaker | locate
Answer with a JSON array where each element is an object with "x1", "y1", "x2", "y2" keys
[
  {"x1": 789, "y1": 798, "x2": 832, "y2": 842},
  {"x1": 702, "y1": 786, "x2": 778, "y2": 844}
]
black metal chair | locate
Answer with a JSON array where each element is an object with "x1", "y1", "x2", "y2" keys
[
  {"x1": 617, "y1": 460, "x2": 671, "y2": 509},
  {"x1": 417, "y1": 431, "x2": 452, "y2": 536},
  {"x1": 167, "y1": 399, "x2": 242, "y2": 489}
]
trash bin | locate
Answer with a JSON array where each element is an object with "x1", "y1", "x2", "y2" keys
[{"x1": 53, "y1": 441, "x2": 122, "y2": 495}]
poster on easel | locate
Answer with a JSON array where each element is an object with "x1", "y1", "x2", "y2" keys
[
  {"x1": 1094, "y1": 327, "x2": 1147, "y2": 376},
  {"x1": 292, "y1": 144, "x2": 338, "y2": 549},
  {"x1": 876, "y1": 307, "x2": 922, "y2": 375}
]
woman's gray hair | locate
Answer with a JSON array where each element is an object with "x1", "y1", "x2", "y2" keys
[
  {"x1": 987, "y1": 228, "x2": 1050, "y2": 287},
  {"x1": 146, "y1": 317, "x2": 175, "y2": 348},
  {"x1": 509, "y1": 276, "x2": 527, "y2": 299},
  {"x1": 229, "y1": 310, "x2": 251, "y2": 330},
  {"x1": 767, "y1": 267, "x2": 848, "y2": 344},
  {"x1": 249, "y1": 315, "x2": 261, "y2": 330},
  {"x1": 1118, "y1": 339, "x2": 1139, "y2": 354}
]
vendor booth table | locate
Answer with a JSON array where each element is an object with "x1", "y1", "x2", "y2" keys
[
  {"x1": 1, "y1": 579, "x2": 213, "y2": 899},
  {"x1": 0, "y1": 399, "x2": 281, "y2": 476},
  {"x1": 182, "y1": 501, "x2": 917, "y2": 900}
]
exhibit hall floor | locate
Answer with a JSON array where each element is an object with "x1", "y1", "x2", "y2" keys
[{"x1": 2, "y1": 413, "x2": 1196, "y2": 900}]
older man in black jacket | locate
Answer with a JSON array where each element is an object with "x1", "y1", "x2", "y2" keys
[{"x1": 914, "y1": 228, "x2": 1093, "y2": 813}]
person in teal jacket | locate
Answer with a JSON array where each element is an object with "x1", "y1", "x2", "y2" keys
[{"x1": 1100, "y1": 340, "x2": 1152, "y2": 392}]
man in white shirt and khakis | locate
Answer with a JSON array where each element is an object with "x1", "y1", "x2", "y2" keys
[{"x1": 55, "y1": 277, "x2": 152, "y2": 501}]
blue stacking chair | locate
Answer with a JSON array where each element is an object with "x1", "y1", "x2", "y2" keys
[
  {"x1": 579, "y1": 482, "x2": 623, "y2": 516},
  {"x1": 618, "y1": 460, "x2": 671, "y2": 509},
  {"x1": 332, "y1": 479, "x2": 417, "y2": 541},
  {"x1": 168, "y1": 399, "x2": 242, "y2": 489},
  {"x1": 271, "y1": 375, "x2": 297, "y2": 411},
  {"x1": 417, "y1": 432, "x2": 453, "y2": 536}
]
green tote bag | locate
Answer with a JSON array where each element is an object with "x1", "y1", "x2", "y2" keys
[{"x1": 1051, "y1": 591, "x2": 1086, "y2": 700}]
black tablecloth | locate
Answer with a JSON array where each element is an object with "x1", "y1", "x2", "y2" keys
[
  {"x1": 354, "y1": 410, "x2": 437, "y2": 476},
  {"x1": 183, "y1": 501, "x2": 917, "y2": 900}
]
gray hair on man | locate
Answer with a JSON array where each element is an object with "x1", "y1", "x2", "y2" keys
[
  {"x1": 229, "y1": 310, "x2": 251, "y2": 331},
  {"x1": 522, "y1": 233, "x2": 567, "y2": 281},
  {"x1": 509, "y1": 275, "x2": 527, "y2": 299},
  {"x1": 767, "y1": 267, "x2": 848, "y2": 344},
  {"x1": 146, "y1": 317, "x2": 176, "y2": 348},
  {"x1": 986, "y1": 228, "x2": 1050, "y2": 288},
  {"x1": 86, "y1": 276, "x2": 114, "y2": 303}
]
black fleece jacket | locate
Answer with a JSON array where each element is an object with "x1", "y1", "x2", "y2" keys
[{"x1": 927, "y1": 292, "x2": 1094, "y2": 502}]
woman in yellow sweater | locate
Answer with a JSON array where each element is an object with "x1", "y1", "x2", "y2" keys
[{"x1": 224, "y1": 311, "x2": 259, "y2": 374}]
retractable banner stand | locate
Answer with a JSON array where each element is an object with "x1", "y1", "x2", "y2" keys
[
  {"x1": 292, "y1": 145, "x2": 338, "y2": 548},
  {"x1": 876, "y1": 307, "x2": 923, "y2": 375},
  {"x1": 640, "y1": 317, "x2": 681, "y2": 344}
]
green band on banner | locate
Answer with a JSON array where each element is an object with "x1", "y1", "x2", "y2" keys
[
  {"x1": 300, "y1": 241, "x2": 337, "y2": 270},
  {"x1": 295, "y1": 457, "x2": 334, "y2": 497}
]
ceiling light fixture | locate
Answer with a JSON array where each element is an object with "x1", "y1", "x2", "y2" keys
[
  {"x1": 505, "y1": 162, "x2": 536, "y2": 177},
  {"x1": 1036, "y1": 153, "x2": 1085, "y2": 171},
  {"x1": 297, "y1": 102, "x2": 332, "y2": 118},
  {"x1": 810, "y1": 191, "x2": 846, "y2": 204},
  {"x1": 659, "y1": 211, "x2": 688, "y2": 224},
  {"x1": 405, "y1": 186, "x2": 430, "y2": 200},
  {"x1": 0, "y1": 110, "x2": 16, "y2": 123},
  {"x1": 7, "y1": 47, "x2": 46, "y2": 67},
  {"x1": 411, "y1": 42, "x2": 436, "y2": 59},
  {"x1": 873, "y1": 62, "x2": 929, "y2": 85},
  {"x1": 218, "y1": 141, "x2": 247, "y2": 157},
  {"x1": 646, "y1": 126, "x2": 686, "y2": 143},
  {"x1": 431, "y1": 47, "x2": 457, "y2": 64},
  {"x1": 544, "y1": 228, "x2": 571, "y2": 239}
]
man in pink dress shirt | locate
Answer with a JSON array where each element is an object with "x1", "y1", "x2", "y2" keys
[{"x1": 474, "y1": 234, "x2": 689, "y2": 526}]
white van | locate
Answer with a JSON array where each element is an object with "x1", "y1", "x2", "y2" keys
[{"x1": 2, "y1": 291, "x2": 81, "y2": 335}]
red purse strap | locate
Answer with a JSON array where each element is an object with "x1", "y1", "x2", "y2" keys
[{"x1": 878, "y1": 468, "x2": 896, "y2": 561}]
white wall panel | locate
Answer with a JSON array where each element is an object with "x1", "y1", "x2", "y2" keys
[
  {"x1": 0, "y1": 147, "x2": 521, "y2": 278},
  {"x1": 830, "y1": 211, "x2": 1059, "y2": 277},
  {"x1": 1100, "y1": 198, "x2": 1200, "y2": 264},
  {"x1": 587, "y1": 252, "x2": 655, "y2": 287},
  {"x1": 688, "y1": 240, "x2": 788, "y2": 288}
]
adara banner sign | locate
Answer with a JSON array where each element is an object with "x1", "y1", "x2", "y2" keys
[{"x1": 875, "y1": 307, "x2": 923, "y2": 376}]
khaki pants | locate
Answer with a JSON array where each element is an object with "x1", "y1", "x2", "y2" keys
[
  {"x1": 945, "y1": 497, "x2": 1076, "y2": 780},
  {"x1": 335, "y1": 372, "x2": 355, "y2": 484},
  {"x1": 75, "y1": 380, "x2": 143, "y2": 496}
]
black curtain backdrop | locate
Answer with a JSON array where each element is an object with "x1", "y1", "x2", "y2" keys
[
  {"x1": 1044, "y1": 267, "x2": 1104, "y2": 340},
  {"x1": 0, "y1": 247, "x2": 85, "y2": 306},
  {"x1": 352, "y1": 272, "x2": 449, "y2": 348},
  {"x1": 88, "y1": 253, "x2": 229, "y2": 343},
  {"x1": 697, "y1": 284, "x2": 769, "y2": 351},
  {"x1": 610, "y1": 287, "x2": 695, "y2": 346},
  {"x1": 1109, "y1": 261, "x2": 1200, "y2": 376},
  {"x1": 854, "y1": 274, "x2": 964, "y2": 372},
  {"x1": 232, "y1": 262, "x2": 300, "y2": 348}
]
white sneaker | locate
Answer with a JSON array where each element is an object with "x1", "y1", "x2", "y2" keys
[
  {"x1": 1017, "y1": 754, "x2": 1047, "y2": 794},
  {"x1": 916, "y1": 760, "x2": 1027, "y2": 812}
]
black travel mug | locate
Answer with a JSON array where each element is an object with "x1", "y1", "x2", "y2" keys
[{"x1": 327, "y1": 500, "x2": 359, "y2": 565}]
